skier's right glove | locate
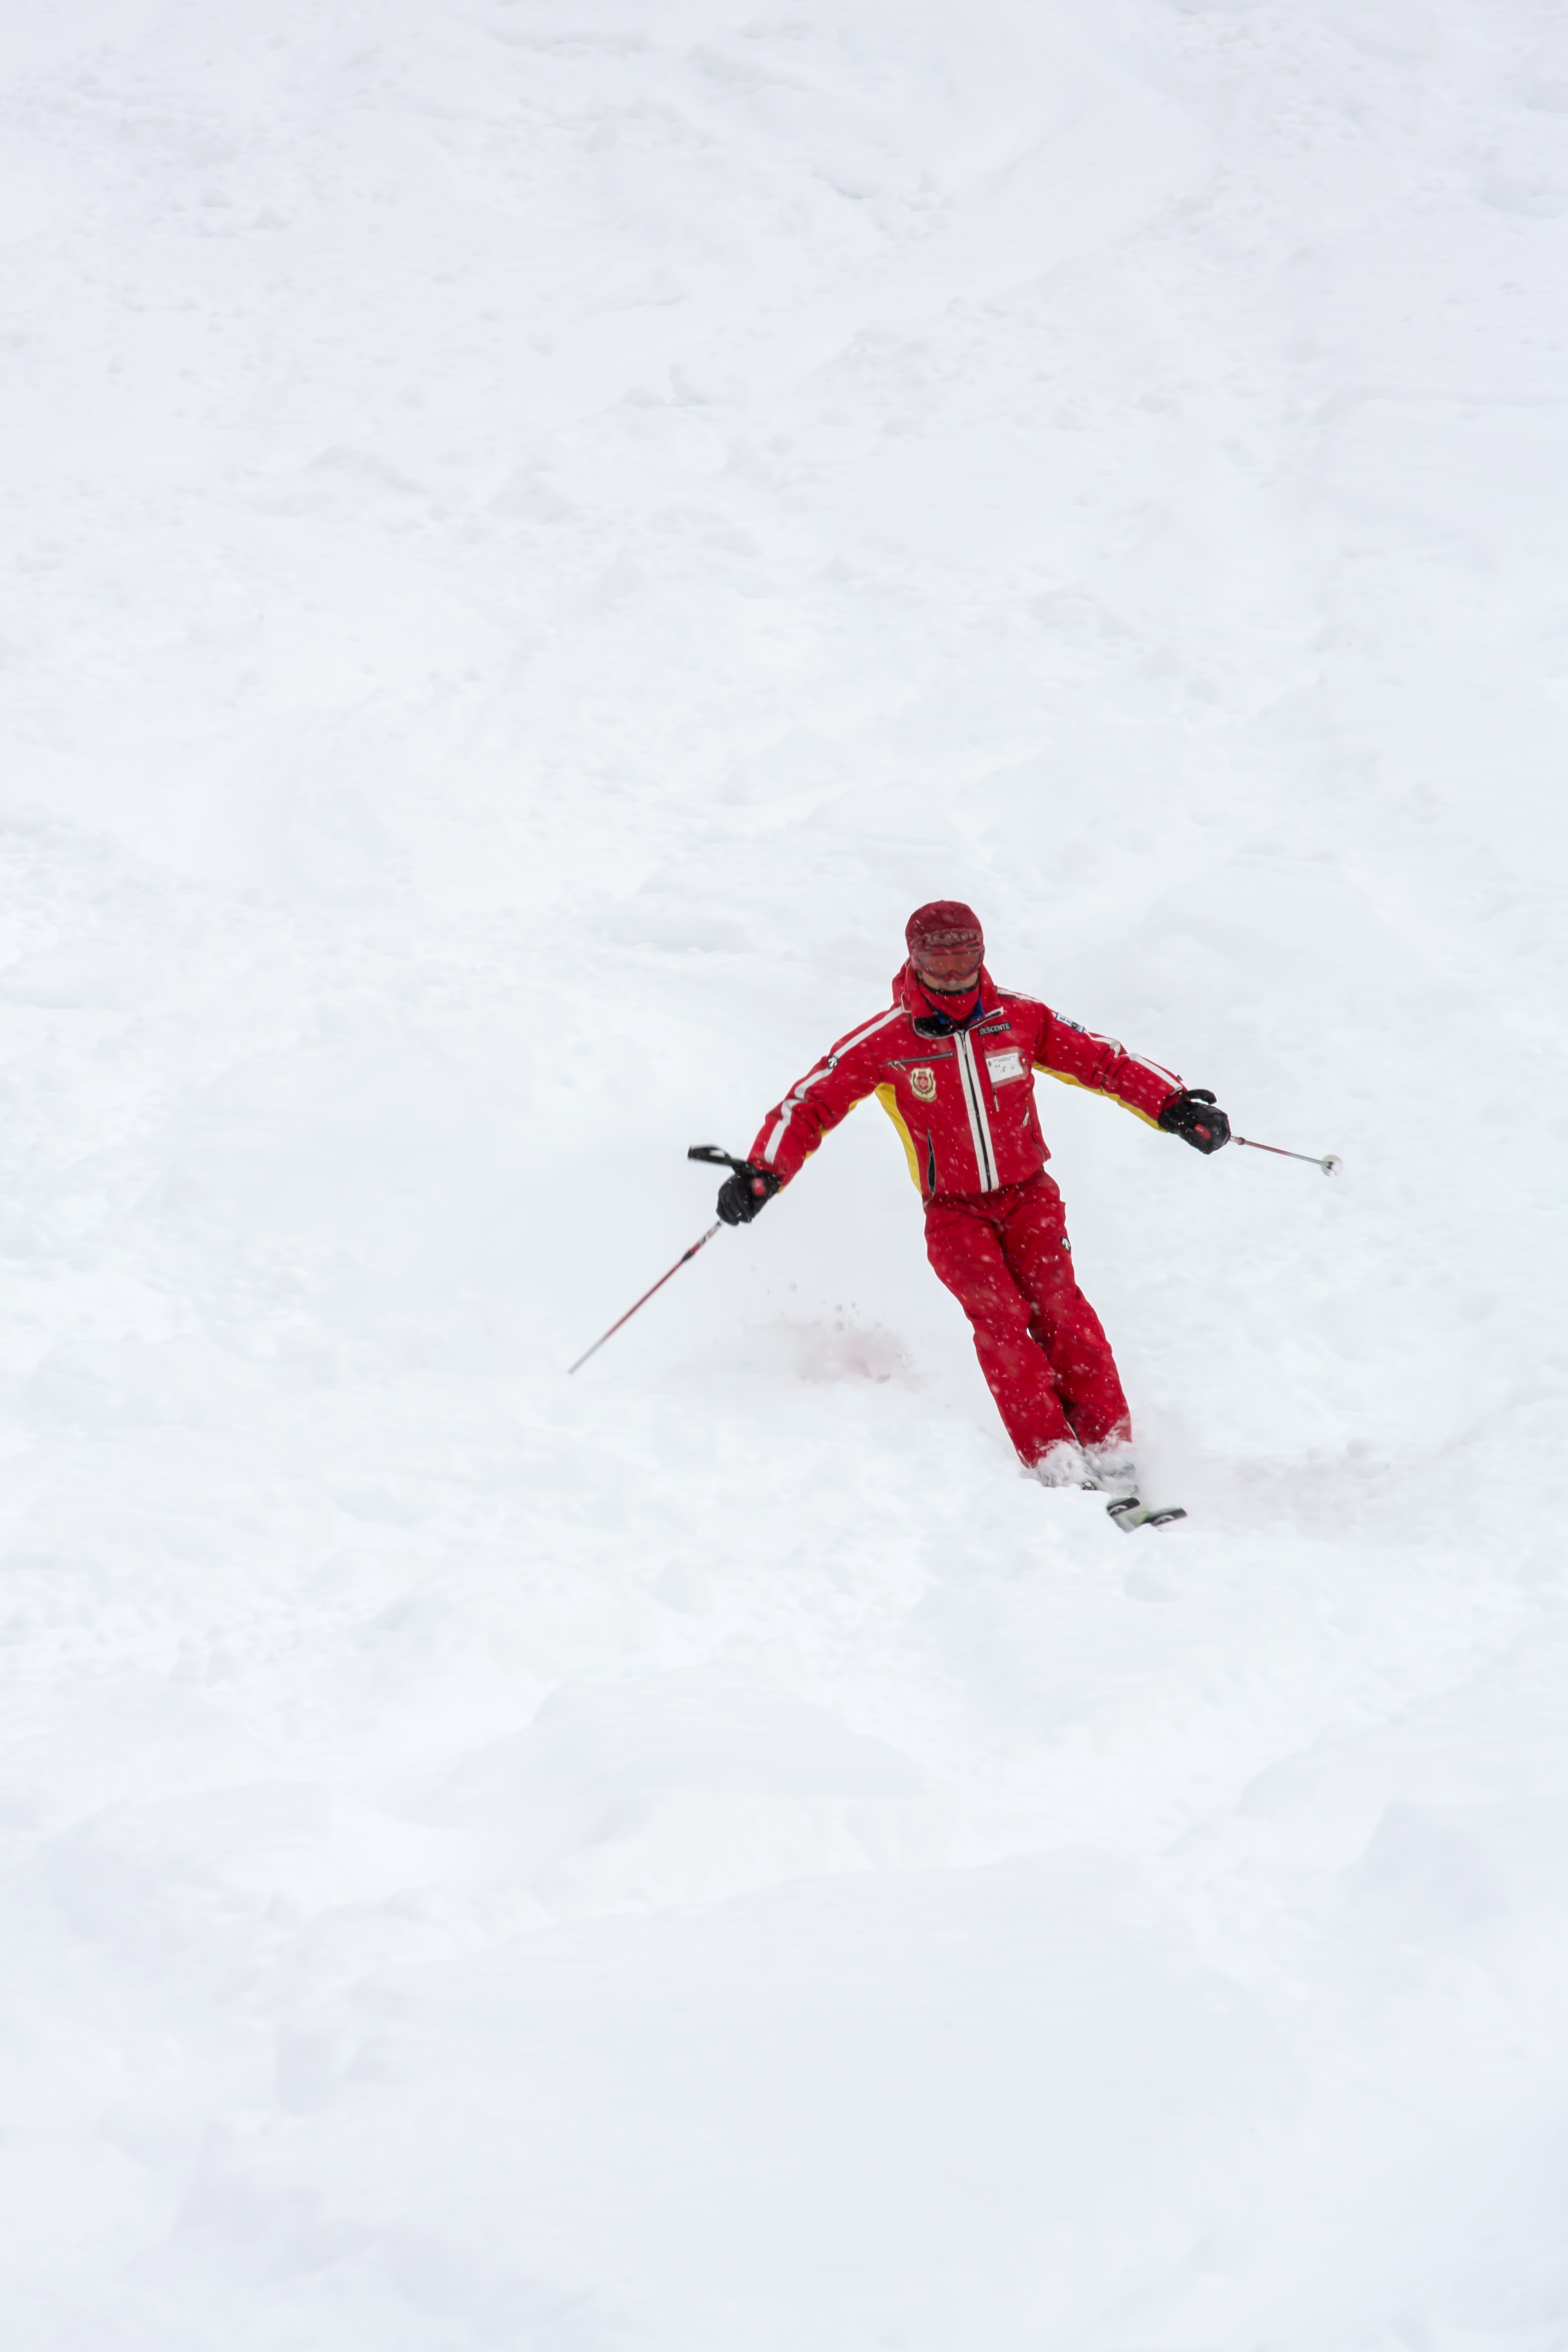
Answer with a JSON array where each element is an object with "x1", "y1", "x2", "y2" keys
[
  {"x1": 1158, "y1": 1088, "x2": 1232, "y2": 1154},
  {"x1": 716, "y1": 1163, "x2": 782, "y2": 1225}
]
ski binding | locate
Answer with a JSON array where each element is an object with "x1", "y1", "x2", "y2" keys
[{"x1": 1106, "y1": 1497, "x2": 1187, "y2": 1533}]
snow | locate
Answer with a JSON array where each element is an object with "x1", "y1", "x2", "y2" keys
[{"x1": 1, "y1": 0, "x2": 1566, "y2": 2342}]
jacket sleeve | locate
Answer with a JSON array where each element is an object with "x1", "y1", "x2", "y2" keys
[
  {"x1": 746, "y1": 1027, "x2": 888, "y2": 1185},
  {"x1": 1030, "y1": 1007, "x2": 1181, "y2": 1129}
]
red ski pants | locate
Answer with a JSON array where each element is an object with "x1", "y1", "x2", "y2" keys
[{"x1": 924, "y1": 1173, "x2": 1131, "y2": 1468}]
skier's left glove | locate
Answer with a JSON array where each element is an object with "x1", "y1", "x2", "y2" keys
[
  {"x1": 1158, "y1": 1088, "x2": 1232, "y2": 1154},
  {"x1": 716, "y1": 1163, "x2": 782, "y2": 1225}
]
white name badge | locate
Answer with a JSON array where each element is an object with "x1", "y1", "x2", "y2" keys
[{"x1": 987, "y1": 1049, "x2": 1025, "y2": 1085}]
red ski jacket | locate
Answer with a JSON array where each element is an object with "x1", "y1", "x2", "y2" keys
[{"x1": 747, "y1": 964, "x2": 1183, "y2": 1202}]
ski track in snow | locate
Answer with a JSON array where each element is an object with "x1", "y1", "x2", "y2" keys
[{"x1": 0, "y1": 0, "x2": 1566, "y2": 2343}]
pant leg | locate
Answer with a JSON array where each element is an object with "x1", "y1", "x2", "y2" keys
[
  {"x1": 924, "y1": 1194, "x2": 1078, "y2": 1469},
  {"x1": 996, "y1": 1175, "x2": 1131, "y2": 1454}
]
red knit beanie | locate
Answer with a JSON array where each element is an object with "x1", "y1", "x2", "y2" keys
[{"x1": 906, "y1": 900, "x2": 983, "y2": 953}]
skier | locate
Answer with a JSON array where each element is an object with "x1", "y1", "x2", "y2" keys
[{"x1": 711, "y1": 902, "x2": 1230, "y2": 1528}]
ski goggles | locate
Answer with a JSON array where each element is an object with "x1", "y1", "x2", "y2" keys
[{"x1": 909, "y1": 933, "x2": 983, "y2": 983}]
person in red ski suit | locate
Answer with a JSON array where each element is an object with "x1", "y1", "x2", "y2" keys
[{"x1": 713, "y1": 902, "x2": 1230, "y2": 1497}]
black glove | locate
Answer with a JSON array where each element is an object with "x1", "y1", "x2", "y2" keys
[
  {"x1": 716, "y1": 1163, "x2": 782, "y2": 1225},
  {"x1": 1158, "y1": 1087, "x2": 1232, "y2": 1154}
]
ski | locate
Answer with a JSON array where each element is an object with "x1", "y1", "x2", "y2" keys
[{"x1": 1106, "y1": 1497, "x2": 1187, "y2": 1533}]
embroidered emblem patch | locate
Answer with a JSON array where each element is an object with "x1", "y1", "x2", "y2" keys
[{"x1": 911, "y1": 1067, "x2": 937, "y2": 1101}]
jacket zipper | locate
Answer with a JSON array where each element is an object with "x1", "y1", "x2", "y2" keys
[{"x1": 954, "y1": 1029, "x2": 1000, "y2": 1191}]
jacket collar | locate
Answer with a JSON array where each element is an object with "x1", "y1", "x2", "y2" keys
[{"x1": 897, "y1": 960, "x2": 997, "y2": 1037}]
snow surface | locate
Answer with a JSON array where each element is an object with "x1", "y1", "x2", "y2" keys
[{"x1": 1, "y1": 0, "x2": 1566, "y2": 2343}]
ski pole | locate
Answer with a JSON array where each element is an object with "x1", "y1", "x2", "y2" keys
[
  {"x1": 567, "y1": 1224, "x2": 723, "y2": 1374},
  {"x1": 566, "y1": 1146, "x2": 751, "y2": 1375},
  {"x1": 1234, "y1": 1136, "x2": 1343, "y2": 1176}
]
